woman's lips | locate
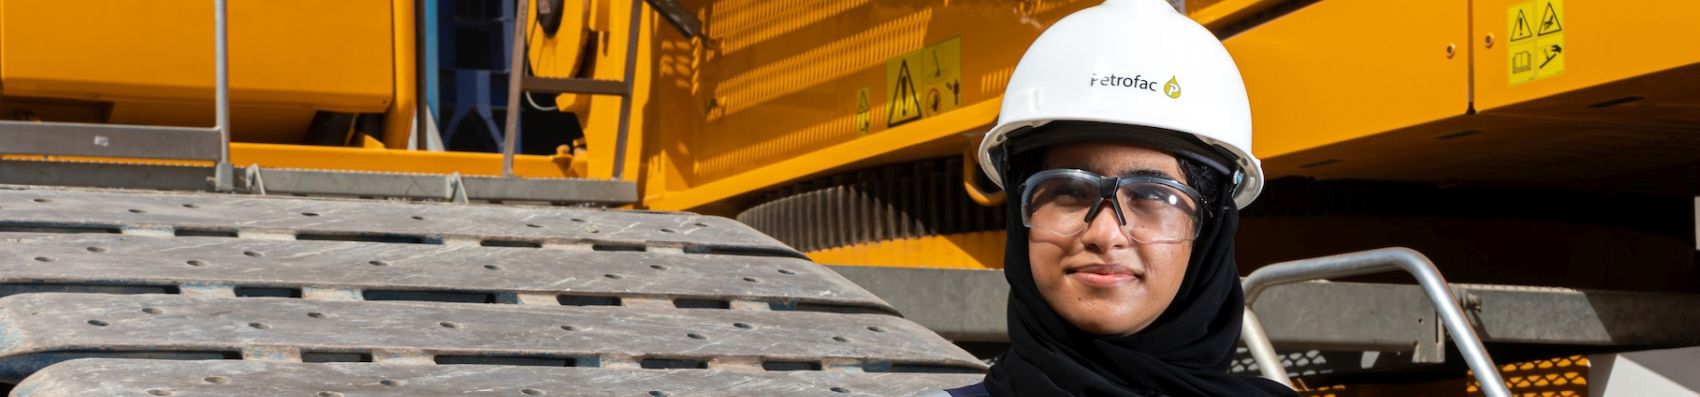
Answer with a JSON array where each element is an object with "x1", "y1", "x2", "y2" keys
[{"x1": 1067, "y1": 264, "x2": 1137, "y2": 288}]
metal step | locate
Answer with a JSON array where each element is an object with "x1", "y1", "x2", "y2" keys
[
  {"x1": 15, "y1": 358, "x2": 981, "y2": 396},
  {"x1": 0, "y1": 186, "x2": 981, "y2": 392},
  {"x1": 0, "y1": 293, "x2": 981, "y2": 382},
  {"x1": 0, "y1": 186, "x2": 793, "y2": 256},
  {"x1": 0, "y1": 233, "x2": 888, "y2": 312}
]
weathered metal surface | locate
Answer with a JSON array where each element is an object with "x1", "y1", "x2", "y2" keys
[
  {"x1": 1591, "y1": 346, "x2": 1700, "y2": 396},
  {"x1": 0, "y1": 161, "x2": 218, "y2": 192},
  {"x1": 0, "y1": 186, "x2": 795, "y2": 256},
  {"x1": 459, "y1": 175, "x2": 636, "y2": 205},
  {"x1": 0, "y1": 293, "x2": 984, "y2": 382},
  {"x1": 829, "y1": 266, "x2": 1007, "y2": 342},
  {"x1": 0, "y1": 162, "x2": 639, "y2": 205},
  {"x1": 246, "y1": 168, "x2": 458, "y2": 200},
  {"x1": 0, "y1": 233, "x2": 890, "y2": 312},
  {"x1": 0, "y1": 121, "x2": 223, "y2": 161},
  {"x1": 1459, "y1": 283, "x2": 1700, "y2": 346},
  {"x1": 13, "y1": 358, "x2": 983, "y2": 396},
  {"x1": 828, "y1": 266, "x2": 1700, "y2": 352},
  {"x1": 1251, "y1": 281, "x2": 1444, "y2": 361}
]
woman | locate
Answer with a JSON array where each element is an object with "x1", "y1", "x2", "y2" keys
[{"x1": 934, "y1": 0, "x2": 1298, "y2": 396}]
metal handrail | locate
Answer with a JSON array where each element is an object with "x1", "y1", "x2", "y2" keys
[
  {"x1": 212, "y1": 0, "x2": 233, "y2": 191},
  {"x1": 0, "y1": 0, "x2": 233, "y2": 190},
  {"x1": 1239, "y1": 247, "x2": 1510, "y2": 397}
]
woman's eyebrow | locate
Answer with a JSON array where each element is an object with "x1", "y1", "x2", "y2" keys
[{"x1": 1118, "y1": 168, "x2": 1174, "y2": 179}]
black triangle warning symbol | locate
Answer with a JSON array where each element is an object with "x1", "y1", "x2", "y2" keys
[
  {"x1": 888, "y1": 60, "x2": 922, "y2": 126},
  {"x1": 1538, "y1": 2, "x2": 1563, "y2": 36},
  {"x1": 1510, "y1": 9, "x2": 1534, "y2": 42}
]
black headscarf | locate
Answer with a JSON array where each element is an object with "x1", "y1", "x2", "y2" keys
[{"x1": 983, "y1": 127, "x2": 1298, "y2": 397}]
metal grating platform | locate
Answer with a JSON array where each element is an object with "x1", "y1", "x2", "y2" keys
[
  {"x1": 0, "y1": 186, "x2": 984, "y2": 394},
  {"x1": 0, "y1": 186, "x2": 795, "y2": 256},
  {"x1": 13, "y1": 359, "x2": 982, "y2": 396},
  {"x1": 0, "y1": 293, "x2": 981, "y2": 382},
  {"x1": 0, "y1": 233, "x2": 887, "y2": 312}
]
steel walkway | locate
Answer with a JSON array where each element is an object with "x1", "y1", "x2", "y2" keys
[{"x1": 0, "y1": 185, "x2": 983, "y2": 396}]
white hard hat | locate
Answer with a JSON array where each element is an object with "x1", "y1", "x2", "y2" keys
[{"x1": 976, "y1": 0, "x2": 1263, "y2": 208}]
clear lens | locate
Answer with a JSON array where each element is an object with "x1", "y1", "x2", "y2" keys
[
  {"x1": 1024, "y1": 176, "x2": 1100, "y2": 236},
  {"x1": 1115, "y1": 182, "x2": 1199, "y2": 243},
  {"x1": 1022, "y1": 172, "x2": 1200, "y2": 243}
]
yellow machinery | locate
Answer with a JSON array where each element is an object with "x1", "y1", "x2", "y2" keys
[
  {"x1": 6, "y1": 0, "x2": 1697, "y2": 264},
  {"x1": 3, "y1": 0, "x2": 1700, "y2": 394}
]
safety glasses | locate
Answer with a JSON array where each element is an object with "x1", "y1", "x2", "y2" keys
[{"x1": 1019, "y1": 169, "x2": 1203, "y2": 243}]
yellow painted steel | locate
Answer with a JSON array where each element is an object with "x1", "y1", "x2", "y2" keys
[
  {"x1": 229, "y1": 143, "x2": 578, "y2": 178},
  {"x1": 1216, "y1": 0, "x2": 1700, "y2": 189},
  {"x1": 383, "y1": 0, "x2": 418, "y2": 149},
  {"x1": 1300, "y1": 355, "x2": 1588, "y2": 396},
  {"x1": 638, "y1": 0, "x2": 1101, "y2": 212},
  {"x1": 1187, "y1": 0, "x2": 1288, "y2": 31},
  {"x1": 580, "y1": 0, "x2": 652, "y2": 182},
  {"x1": 805, "y1": 231, "x2": 1006, "y2": 270},
  {"x1": 527, "y1": 0, "x2": 593, "y2": 118},
  {"x1": 1222, "y1": 0, "x2": 1471, "y2": 166},
  {"x1": 0, "y1": 0, "x2": 394, "y2": 143},
  {"x1": 1472, "y1": 0, "x2": 1700, "y2": 113}
]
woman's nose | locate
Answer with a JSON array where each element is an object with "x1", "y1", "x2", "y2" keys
[{"x1": 1080, "y1": 200, "x2": 1130, "y2": 252}]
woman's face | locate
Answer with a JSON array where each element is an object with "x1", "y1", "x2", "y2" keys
[{"x1": 1029, "y1": 142, "x2": 1193, "y2": 336}]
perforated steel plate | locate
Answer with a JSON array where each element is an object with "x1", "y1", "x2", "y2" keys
[
  {"x1": 0, "y1": 187, "x2": 795, "y2": 256},
  {"x1": 0, "y1": 186, "x2": 983, "y2": 392},
  {"x1": 0, "y1": 293, "x2": 983, "y2": 382},
  {"x1": 14, "y1": 359, "x2": 984, "y2": 396},
  {"x1": 0, "y1": 233, "x2": 889, "y2": 312}
]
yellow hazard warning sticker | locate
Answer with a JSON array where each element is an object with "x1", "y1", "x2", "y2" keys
[
  {"x1": 854, "y1": 87, "x2": 872, "y2": 135},
  {"x1": 886, "y1": 37, "x2": 962, "y2": 127},
  {"x1": 1508, "y1": 0, "x2": 1564, "y2": 85}
]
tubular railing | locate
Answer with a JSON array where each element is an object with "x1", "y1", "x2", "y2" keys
[{"x1": 1239, "y1": 247, "x2": 1511, "y2": 397}]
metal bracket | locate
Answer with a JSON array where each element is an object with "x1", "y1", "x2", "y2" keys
[
  {"x1": 243, "y1": 164, "x2": 267, "y2": 195},
  {"x1": 449, "y1": 172, "x2": 469, "y2": 204}
]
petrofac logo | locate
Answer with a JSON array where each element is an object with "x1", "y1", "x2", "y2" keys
[{"x1": 1089, "y1": 74, "x2": 1182, "y2": 99}]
